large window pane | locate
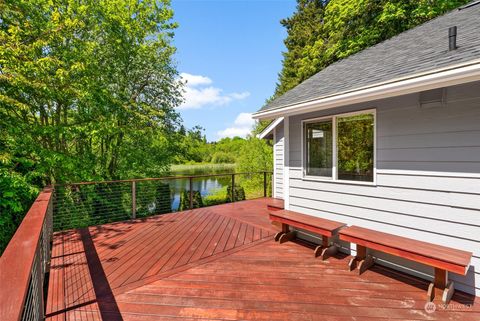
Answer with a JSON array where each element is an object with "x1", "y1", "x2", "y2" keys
[
  {"x1": 337, "y1": 113, "x2": 374, "y2": 182},
  {"x1": 305, "y1": 120, "x2": 332, "y2": 177}
]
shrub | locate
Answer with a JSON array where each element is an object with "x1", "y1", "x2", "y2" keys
[
  {"x1": 226, "y1": 185, "x2": 246, "y2": 202},
  {"x1": 178, "y1": 190, "x2": 203, "y2": 211}
]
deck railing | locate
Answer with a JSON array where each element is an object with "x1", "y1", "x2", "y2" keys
[
  {"x1": 0, "y1": 171, "x2": 271, "y2": 320},
  {"x1": 0, "y1": 188, "x2": 53, "y2": 321},
  {"x1": 53, "y1": 171, "x2": 272, "y2": 231}
]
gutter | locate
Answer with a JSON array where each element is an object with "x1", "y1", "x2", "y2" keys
[{"x1": 252, "y1": 59, "x2": 480, "y2": 120}]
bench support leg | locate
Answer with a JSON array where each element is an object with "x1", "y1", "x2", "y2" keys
[
  {"x1": 314, "y1": 236, "x2": 337, "y2": 260},
  {"x1": 274, "y1": 223, "x2": 289, "y2": 242},
  {"x1": 278, "y1": 231, "x2": 296, "y2": 244},
  {"x1": 348, "y1": 245, "x2": 374, "y2": 275},
  {"x1": 427, "y1": 268, "x2": 454, "y2": 304}
]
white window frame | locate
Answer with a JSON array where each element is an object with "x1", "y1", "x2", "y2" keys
[{"x1": 301, "y1": 108, "x2": 377, "y2": 186}]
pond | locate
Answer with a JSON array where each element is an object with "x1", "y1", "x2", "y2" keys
[{"x1": 166, "y1": 164, "x2": 236, "y2": 210}]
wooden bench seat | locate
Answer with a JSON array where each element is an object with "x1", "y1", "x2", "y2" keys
[
  {"x1": 269, "y1": 210, "x2": 346, "y2": 260},
  {"x1": 339, "y1": 225, "x2": 472, "y2": 304},
  {"x1": 266, "y1": 198, "x2": 284, "y2": 211}
]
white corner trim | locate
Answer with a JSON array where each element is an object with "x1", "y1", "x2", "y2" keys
[
  {"x1": 253, "y1": 59, "x2": 480, "y2": 120},
  {"x1": 272, "y1": 128, "x2": 276, "y2": 199},
  {"x1": 258, "y1": 117, "x2": 284, "y2": 139},
  {"x1": 283, "y1": 116, "x2": 290, "y2": 210}
]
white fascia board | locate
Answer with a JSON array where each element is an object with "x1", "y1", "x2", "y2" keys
[
  {"x1": 257, "y1": 117, "x2": 284, "y2": 139},
  {"x1": 253, "y1": 60, "x2": 480, "y2": 120}
]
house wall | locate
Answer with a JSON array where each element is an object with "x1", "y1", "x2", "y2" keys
[
  {"x1": 274, "y1": 122, "x2": 284, "y2": 199},
  {"x1": 286, "y1": 81, "x2": 480, "y2": 296}
]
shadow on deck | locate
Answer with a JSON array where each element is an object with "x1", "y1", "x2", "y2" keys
[{"x1": 46, "y1": 198, "x2": 479, "y2": 321}]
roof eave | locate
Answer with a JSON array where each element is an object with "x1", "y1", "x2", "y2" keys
[
  {"x1": 257, "y1": 117, "x2": 284, "y2": 139},
  {"x1": 253, "y1": 59, "x2": 480, "y2": 120}
]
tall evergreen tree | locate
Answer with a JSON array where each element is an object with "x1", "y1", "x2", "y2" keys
[
  {"x1": 275, "y1": 0, "x2": 470, "y2": 97},
  {"x1": 275, "y1": 0, "x2": 327, "y2": 96}
]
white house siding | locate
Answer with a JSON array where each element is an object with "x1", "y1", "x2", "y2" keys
[
  {"x1": 274, "y1": 123, "x2": 284, "y2": 199},
  {"x1": 287, "y1": 81, "x2": 480, "y2": 296}
]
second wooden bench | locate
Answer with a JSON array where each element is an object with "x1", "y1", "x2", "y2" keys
[
  {"x1": 339, "y1": 225, "x2": 472, "y2": 304},
  {"x1": 269, "y1": 210, "x2": 346, "y2": 260}
]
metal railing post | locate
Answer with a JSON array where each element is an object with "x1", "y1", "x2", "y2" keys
[
  {"x1": 132, "y1": 181, "x2": 136, "y2": 219},
  {"x1": 189, "y1": 177, "x2": 193, "y2": 209},
  {"x1": 264, "y1": 171, "x2": 267, "y2": 197},
  {"x1": 231, "y1": 174, "x2": 235, "y2": 202}
]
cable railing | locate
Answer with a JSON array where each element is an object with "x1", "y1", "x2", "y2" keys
[
  {"x1": 0, "y1": 171, "x2": 271, "y2": 320},
  {"x1": 0, "y1": 188, "x2": 53, "y2": 321},
  {"x1": 52, "y1": 171, "x2": 273, "y2": 231}
]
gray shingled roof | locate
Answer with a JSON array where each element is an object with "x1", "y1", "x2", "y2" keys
[{"x1": 258, "y1": 2, "x2": 480, "y2": 113}]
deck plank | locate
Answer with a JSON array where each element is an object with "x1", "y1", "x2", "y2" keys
[{"x1": 46, "y1": 198, "x2": 480, "y2": 321}]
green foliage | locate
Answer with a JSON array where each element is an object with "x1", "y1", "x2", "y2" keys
[
  {"x1": 226, "y1": 185, "x2": 246, "y2": 203},
  {"x1": 0, "y1": 0, "x2": 182, "y2": 252},
  {"x1": 203, "y1": 187, "x2": 228, "y2": 207},
  {"x1": 235, "y1": 137, "x2": 273, "y2": 198},
  {"x1": 170, "y1": 163, "x2": 236, "y2": 175},
  {"x1": 178, "y1": 190, "x2": 203, "y2": 211},
  {"x1": 337, "y1": 114, "x2": 374, "y2": 180},
  {"x1": 136, "y1": 181, "x2": 172, "y2": 217},
  {"x1": 276, "y1": 0, "x2": 327, "y2": 96},
  {"x1": 155, "y1": 183, "x2": 173, "y2": 214},
  {"x1": 211, "y1": 152, "x2": 236, "y2": 164},
  {"x1": 275, "y1": 0, "x2": 470, "y2": 96},
  {"x1": 237, "y1": 137, "x2": 273, "y2": 174},
  {"x1": 0, "y1": 169, "x2": 39, "y2": 254},
  {"x1": 175, "y1": 126, "x2": 209, "y2": 163}
]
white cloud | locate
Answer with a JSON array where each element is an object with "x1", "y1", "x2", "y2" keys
[
  {"x1": 217, "y1": 112, "x2": 255, "y2": 139},
  {"x1": 179, "y1": 72, "x2": 212, "y2": 87},
  {"x1": 177, "y1": 73, "x2": 250, "y2": 110}
]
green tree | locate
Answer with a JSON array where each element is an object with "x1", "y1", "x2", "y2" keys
[
  {"x1": 0, "y1": 0, "x2": 183, "y2": 252},
  {"x1": 275, "y1": 0, "x2": 470, "y2": 97},
  {"x1": 276, "y1": 0, "x2": 327, "y2": 96},
  {"x1": 236, "y1": 137, "x2": 273, "y2": 197}
]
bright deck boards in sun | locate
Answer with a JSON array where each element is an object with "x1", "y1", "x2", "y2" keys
[{"x1": 45, "y1": 198, "x2": 479, "y2": 321}]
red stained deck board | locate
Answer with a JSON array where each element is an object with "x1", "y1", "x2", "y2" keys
[
  {"x1": 212, "y1": 217, "x2": 237, "y2": 255},
  {"x1": 340, "y1": 225, "x2": 472, "y2": 275},
  {"x1": 46, "y1": 198, "x2": 479, "y2": 321},
  {"x1": 142, "y1": 211, "x2": 218, "y2": 277},
  {"x1": 113, "y1": 210, "x2": 210, "y2": 285},
  {"x1": 199, "y1": 214, "x2": 231, "y2": 259}
]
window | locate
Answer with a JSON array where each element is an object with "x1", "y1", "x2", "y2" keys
[
  {"x1": 303, "y1": 110, "x2": 375, "y2": 183},
  {"x1": 305, "y1": 120, "x2": 332, "y2": 177}
]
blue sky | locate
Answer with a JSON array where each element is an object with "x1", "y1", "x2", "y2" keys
[{"x1": 171, "y1": 0, "x2": 296, "y2": 141}]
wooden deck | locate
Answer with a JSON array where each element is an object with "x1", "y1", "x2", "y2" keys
[{"x1": 46, "y1": 198, "x2": 479, "y2": 321}]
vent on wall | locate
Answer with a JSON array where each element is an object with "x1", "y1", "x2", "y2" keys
[{"x1": 419, "y1": 88, "x2": 447, "y2": 109}]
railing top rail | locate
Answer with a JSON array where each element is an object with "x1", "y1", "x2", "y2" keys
[
  {"x1": 53, "y1": 171, "x2": 273, "y2": 187},
  {"x1": 0, "y1": 188, "x2": 53, "y2": 321}
]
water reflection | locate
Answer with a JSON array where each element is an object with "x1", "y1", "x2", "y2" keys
[
  {"x1": 168, "y1": 176, "x2": 231, "y2": 210},
  {"x1": 166, "y1": 166, "x2": 234, "y2": 211}
]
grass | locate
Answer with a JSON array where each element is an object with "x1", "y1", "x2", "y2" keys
[{"x1": 170, "y1": 163, "x2": 236, "y2": 175}]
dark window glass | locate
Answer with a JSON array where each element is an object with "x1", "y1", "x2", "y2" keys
[
  {"x1": 337, "y1": 113, "x2": 374, "y2": 182},
  {"x1": 305, "y1": 120, "x2": 332, "y2": 177}
]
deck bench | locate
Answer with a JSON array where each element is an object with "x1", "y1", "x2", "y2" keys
[
  {"x1": 339, "y1": 225, "x2": 472, "y2": 304},
  {"x1": 269, "y1": 210, "x2": 346, "y2": 260},
  {"x1": 267, "y1": 198, "x2": 284, "y2": 211}
]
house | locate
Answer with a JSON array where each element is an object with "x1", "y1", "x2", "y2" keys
[{"x1": 256, "y1": 2, "x2": 480, "y2": 297}]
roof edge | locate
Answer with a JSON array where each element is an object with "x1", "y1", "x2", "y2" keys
[
  {"x1": 253, "y1": 59, "x2": 480, "y2": 120},
  {"x1": 257, "y1": 117, "x2": 284, "y2": 139}
]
